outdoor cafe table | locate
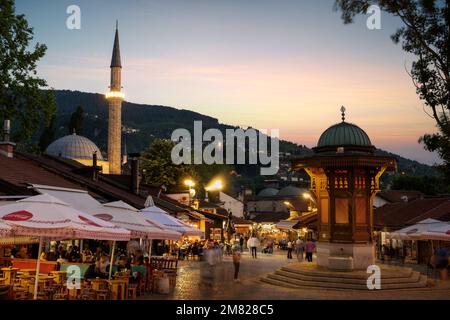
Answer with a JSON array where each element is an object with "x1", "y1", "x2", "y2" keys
[
  {"x1": 50, "y1": 271, "x2": 67, "y2": 284},
  {"x1": 18, "y1": 269, "x2": 36, "y2": 275},
  {"x1": 89, "y1": 278, "x2": 108, "y2": 291},
  {"x1": 0, "y1": 267, "x2": 19, "y2": 285},
  {"x1": 108, "y1": 279, "x2": 126, "y2": 300}
]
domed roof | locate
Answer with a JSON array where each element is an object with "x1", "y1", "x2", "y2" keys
[
  {"x1": 277, "y1": 186, "x2": 308, "y2": 197},
  {"x1": 257, "y1": 188, "x2": 279, "y2": 197},
  {"x1": 317, "y1": 121, "x2": 372, "y2": 148},
  {"x1": 46, "y1": 133, "x2": 104, "y2": 160}
]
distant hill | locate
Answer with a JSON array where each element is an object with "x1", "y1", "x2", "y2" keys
[{"x1": 47, "y1": 89, "x2": 437, "y2": 177}]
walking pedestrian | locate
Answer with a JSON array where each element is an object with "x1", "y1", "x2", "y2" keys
[
  {"x1": 239, "y1": 235, "x2": 244, "y2": 252},
  {"x1": 232, "y1": 243, "x2": 241, "y2": 282},
  {"x1": 305, "y1": 239, "x2": 315, "y2": 262},
  {"x1": 248, "y1": 234, "x2": 259, "y2": 259},
  {"x1": 296, "y1": 237, "x2": 304, "y2": 261},
  {"x1": 287, "y1": 240, "x2": 293, "y2": 259}
]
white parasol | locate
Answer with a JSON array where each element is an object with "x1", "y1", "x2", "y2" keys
[{"x1": 0, "y1": 194, "x2": 131, "y2": 299}]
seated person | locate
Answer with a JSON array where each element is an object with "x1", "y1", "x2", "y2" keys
[
  {"x1": 40, "y1": 251, "x2": 48, "y2": 261},
  {"x1": 95, "y1": 254, "x2": 110, "y2": 278},
  {"x1": 117, "y1": 256, "x2": 131, "y2": 274},
  {"x1": 135, "y1": 255, "x2": 145, "y2": 266},
  {"x1": 84, "y1": 263, "x2": 97, "y2": 280}
]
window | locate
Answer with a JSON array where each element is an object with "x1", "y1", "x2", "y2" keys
[
  {"x1": 355, "y1": 197, "x2": 367, "y2": 224},
  {"x1": 335, "y1": 198, "x2": 349, "y2": 224},
  {"x1": 320, "y1": 198, "x2": 329, "y2": 224}
]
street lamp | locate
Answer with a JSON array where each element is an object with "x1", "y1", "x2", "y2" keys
[
  {"x1": 283, "y1": 201, "x2": 299, "y2": 218},
  {"x1": 205, "y1": 179, "x2": 223, "y2": 202},
  {"x1": 302, "y1": 192, "x2": 315, "y2": 212},
  {"x1": 184, "y1": 179, "x2": 196, "y2": 206}
]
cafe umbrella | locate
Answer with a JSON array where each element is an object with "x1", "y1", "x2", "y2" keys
[
  {"x1": 140, "y1": 205, "x2": 204, "y2": 237},
  {"x1": 0, "y1": 194, "x2": 131, "y2": 299},
  {"x1": 0, "y1": 220, "x2": 12, "y2": 236},
  {"x1": 91, "y1": 200, "x2": 181, "y2": 279}
]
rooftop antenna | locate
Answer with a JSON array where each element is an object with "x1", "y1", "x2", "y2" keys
[{"x1": 116, "y1": 19, "x2": 118, "y2": 30}]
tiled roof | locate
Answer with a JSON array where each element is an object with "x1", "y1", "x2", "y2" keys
[
  {"x1": 377, "y1": 190, "x2": 424, "y2": 203},
  {"x1": 250, "y1": 211, "x2": 290, "y2": 223},
  {"x1": 232, "y1": 216, "x2": 253, "y2": 225},
  {"x1": 0, "y1": 153, "x2": 81, "y2": 193},
  {"x1": 374, "y1": 197, "x2": 450, "y2": 229}
]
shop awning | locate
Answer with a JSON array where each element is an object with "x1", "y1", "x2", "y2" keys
[
  {"x1": 275, "y1": 220, "x2": 298, "y2": 230},
  {"x1": 387, "y1": 218, "x2": 447, "y2": 240}
]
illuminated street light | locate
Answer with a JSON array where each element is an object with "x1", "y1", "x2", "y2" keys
[
  {"x1": 205, "y1": 179, "x2": 223, "y2": 201},
  {"x1": 184, "y1": 179, "x2": 196, "y2": 188},
  {"x1": 283, "y1": 201, "x2": 293, "y2": 208},
  {"x1": 205, "y1": 179, "x2": 223, "y2": 192},
  {"x1": 183, "y1": 179, "x2": 196, "y2": 206}
]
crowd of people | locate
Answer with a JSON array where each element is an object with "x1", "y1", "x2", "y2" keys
[{"x1": 286, "y1": 237, "x2": 316, "y2": 261}]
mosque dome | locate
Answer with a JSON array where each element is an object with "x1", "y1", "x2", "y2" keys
[
  {"x1": 277, "y1": 186, "x2": 308, "y2": 197},
  {"x1": 46, "y1": 133, "x2": 104, "y2": 160},
  {"x1": 257, "y1": 188, "x2": 279, "y2": 197},
  {"x1": 314, "y1": 107, "x2": 374, "y2": 153},
  {"x1": 317, "y1": 122, "x2": 372, "y2": 148}
]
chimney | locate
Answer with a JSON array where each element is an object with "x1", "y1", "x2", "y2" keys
[
  {"x1": 0, "y1": 120, "x2": 15, "y2": 158},
  {"x1": 92, "y1": 151, "x2": 99, "y2": 181},
  {"x1": 129, "y1": 153, "x2": 141, "y2": 195}
]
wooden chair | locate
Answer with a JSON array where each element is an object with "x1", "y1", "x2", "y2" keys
[
  {"x1": 0, "y1": 285, "x2": 12, "y2": 300},
  {"x1": 95, "y1": 289, "x2": 109, "y2": 300},
  {"x1": 53, "y1": 293, "x2": 68, "y2": 300},
  {"x1": 13, "y1": 287, "x2": 28, "y2": 300},
  {"x1": 126, "y1": 284, "x2": 137, "y2": 300}
]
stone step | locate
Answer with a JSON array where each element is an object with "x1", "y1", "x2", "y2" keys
[
  {"x1": 281, "y1": 265, "x2": 414, "y2": 280},
  {"x1": 275, "y1": 269, "x2": 422, "y2": 285},
  {"x1": 264, "y1": 273, "x2": 428, "y2": 290},
  {"x1": 260, "y1": 277, "x2": 302, "y2": 289}
]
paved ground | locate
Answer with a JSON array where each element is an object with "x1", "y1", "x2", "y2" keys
[{"x1": 143, "y1": 250, "x2": 450, "y2": 300}]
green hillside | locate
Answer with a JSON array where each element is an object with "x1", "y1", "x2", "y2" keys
[{"x1": 47, "y1": 90, "x2": 437, "y2": 178}]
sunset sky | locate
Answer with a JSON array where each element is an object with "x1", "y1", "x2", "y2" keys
[{"x1": 16, "y1": 0, "x2": 440, "y2": 165}]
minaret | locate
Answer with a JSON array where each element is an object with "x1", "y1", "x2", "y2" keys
[{"x1": 106, "y1": 21, "x2": 124, "y2": 174}]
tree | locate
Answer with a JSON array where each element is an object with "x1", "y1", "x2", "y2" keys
[
  {"x1": 69, "y1": 105, "x2": 84, "y2": 135},
  {"x1": 0, "y1": 0, "x2": 56, "y2": 142},
  {"x1": 38, "y1": 115, "x2": 56, "y2": 152},
  {"x1": 334, "y1": 0, "x2": 449, "y2": 180},
  {"x1": 391, "y1": 174, "x2": 450, "y2": 195},
  {"x1": 140, "y1": 139, "x2": 195, "y2": 190}
]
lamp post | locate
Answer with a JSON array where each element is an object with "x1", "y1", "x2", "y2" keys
[
  {"x1": 205, "y1": 179, "x2": 223, "y2": 202},
  {"x1": 283, "y1": 201, "x2": 299, "y2": 218},
  {"x1": 184, "y1": 179, "x2": 196, "y2": 206},
  {"x1": 302, "y1": 192, "x2": 316, "y2": 212}
]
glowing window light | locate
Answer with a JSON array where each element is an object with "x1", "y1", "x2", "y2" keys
[{"x1": 105, "y1": 91, "x2": 125, "y2": 99}]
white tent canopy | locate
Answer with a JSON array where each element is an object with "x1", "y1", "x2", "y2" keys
[
  {"x1": 0, "y1": 194, "x2": 131, "y2": 299},
  {"x1": 387, "y1": 218, "x2": 447, "y2": 240},
  {"x1": 31, "y1": 185, "x2": 181, "y2": 240},
  {"x1": 141, "y1": 205, "x2": 204, "y2": 237},
  {"x1": 0, "y1": 194, "x2": 131, "y2": 240},
  {"x1": 412, "y1": 223, "x2": 450, "y2": 241},
  {"x1": 275, "y1": 220, "x2": 298, "y2": 230},
  {"x1": 94, "y1": 200, "x2": 181, "y2": 240}
]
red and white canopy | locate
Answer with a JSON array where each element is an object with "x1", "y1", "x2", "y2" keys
[
  {"x1": 92, "y1": 200, "x2": 181, "y2": 240},
  {"x1": 0, "y1": 194, "x2": 130, "y2": 241},
  {"x1": 0, "y1": 220, "x2": 12, "y2": 237}
]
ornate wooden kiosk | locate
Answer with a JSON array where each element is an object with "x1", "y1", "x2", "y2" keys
[{"x1": 293, "y1": 108, "x2": 396, "y2": 270}]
